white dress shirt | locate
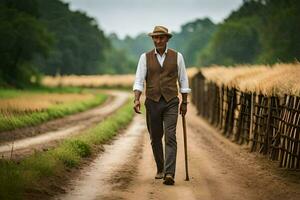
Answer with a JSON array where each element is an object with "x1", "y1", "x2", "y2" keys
[{"x1": 133, "y1": 48, "x2": 191, "y2": 93}]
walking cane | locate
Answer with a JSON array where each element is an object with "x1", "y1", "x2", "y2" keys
[{"x1": 181, "y1": 114, "x2": 190, "y2": 181}]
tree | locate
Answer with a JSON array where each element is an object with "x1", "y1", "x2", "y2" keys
[
  {"x1": 258, "y1": 0, "x2": 300, "y2": 63},
  {"x1": 0, "y1": 0, "x2": 53, "y2": 87},
  {"x1": 198, "y1": 0, "x2": 300, "y2": 66},
  {"x1": 35, "y1": 0, "x2": 110, "y2": 75},
  {"x1": 198, "y1": 18, "x2": 260, "y2": 66},
  {"x1": 169, "y1": 18, "x2": 217, "y2": 67}
]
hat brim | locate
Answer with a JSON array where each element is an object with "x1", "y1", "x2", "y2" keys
[{"x1": 148, "y1": 32, "x2": 172, "y2": 38}]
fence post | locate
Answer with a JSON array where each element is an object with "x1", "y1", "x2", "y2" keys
[
  {"x1": 262, "y1": 96, "x2": 272, "y2": 155},
  {"x1": 248, "y1": 92, "x2": 255, "y2": 149}
]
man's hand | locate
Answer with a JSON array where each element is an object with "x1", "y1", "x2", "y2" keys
[
  {"x1": 180, "y1": 102, "x2": 187, "y2": 116},
  {"x1": 133, "y1": 100, "x2": 142, "y2": 114},
  {"x1": 133, "y1": 90, "x2": 142, "y2": 114}
]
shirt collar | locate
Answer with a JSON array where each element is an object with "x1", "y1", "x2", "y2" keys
[{"x1": 154, "y1": 46, "x2": 168, "y2": 56}]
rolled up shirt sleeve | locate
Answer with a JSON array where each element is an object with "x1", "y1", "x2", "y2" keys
[
  {"x1": 133, "y1": 53, "x2": 147, "y2": 92},
  {"x1": 177, "y1": 52, "x2": 191, "y2": 93}
]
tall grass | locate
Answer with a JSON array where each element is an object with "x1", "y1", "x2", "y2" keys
[
  {"x1": 42, "y1": 74, "x2": 136, "y2": 88},
  {"x1": 200, "y1": 63, "x2": 300, "y2": 96},
  {"x1": 41, "y1": 68, "x2": 197, "y2": 89},
  {"x1": 0, "y1": 93, "x2": 107, "y2": 132},
  {"x1": 0, "y1": 99, "x2": 134, "y2": 199}
]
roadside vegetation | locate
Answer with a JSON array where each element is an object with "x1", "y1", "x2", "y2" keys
[
  {"x1": 0, "y1": 99, "x2": 134, "y2": 200},
  {"x1": 0, "y1": 87, "x2": 108, "y2": 132}
]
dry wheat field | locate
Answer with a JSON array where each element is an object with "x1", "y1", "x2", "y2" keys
[
  {"x1": 0, "y1": 93, "x2": 95, "y2": 114},
  {"x1": 42, "y1": 68, "x2": 199, "y2": 88},
  {"x1": 199, "y1": 63, "x2": 300, "y2": 96}
]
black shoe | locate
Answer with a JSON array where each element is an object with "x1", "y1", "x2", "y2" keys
[
  {"x1": 163, "y1": 174, "x2": 175, "y2": 185},
  {"x1": 155, "y1": 172, "x2": 164, "y2": 179}
]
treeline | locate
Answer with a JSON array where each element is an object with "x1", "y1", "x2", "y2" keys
[
  {"x1": 0, "y1": 0, "x2": 133, "y2": 88},
  {"x1": 0, "y1": 0, "x2": 52, "y2": 87},
  {"x1": 110, "y1": 18, "x2": 217, "y2": 68},
  {"x1": 199, "y1": 0, "x2": 300, "y2": 66},
  {"x1": 1, "y1": 0, "x2": 299, "y2": 88},
  {"x1": 112, "y1": 0, "x2": 300, "y2": 68},
  {"x1": 170, "y1": 18, "x2": 217, "y2": 67},
  {"x1": 35, "y1": 0, "x2": 110, "y2": 76}
]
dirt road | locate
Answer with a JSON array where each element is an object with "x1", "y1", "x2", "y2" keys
[
  {"x1": 0, "y1": 90, "x2": 129, "y2": 158},
  {"x1": 53, "y1": 102, "x2": 300, "y2": 200}
]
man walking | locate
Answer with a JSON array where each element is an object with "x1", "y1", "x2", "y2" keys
[{"x1": 133, "y1": 25, "x2": 191, "y2": 185}]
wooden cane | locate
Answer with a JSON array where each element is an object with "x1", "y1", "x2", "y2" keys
[{"x1": 182, "y1": 114, "x2": 190, "y2": 181}]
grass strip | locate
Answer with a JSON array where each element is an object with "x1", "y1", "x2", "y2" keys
[
  {"x1": 0, "y1": 86, "x2": 84, "y2": 99},
  {"x1": 0, "y1": 93, "x2": 108, "y2": 132},
  {"x1": 0, "y1": 99, "x2": 134, "y2": 200}
]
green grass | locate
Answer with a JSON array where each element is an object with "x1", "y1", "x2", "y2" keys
[
  {"x1": 0, "y1": 93, "x2": 108, "y2": 132},
  {"x1": 93, "y1": 84, "x2": 132, "y2": 91},
  {"x1": 0, "y1": 99, "x2": 134, "y2": 199},
  {"x1": 0, "y1": 86, "x2": 84, "y2": 99}
]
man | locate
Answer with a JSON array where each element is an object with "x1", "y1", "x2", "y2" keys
[{"x1": 133, "y1": 25, "x2": 191, "y2": 185}]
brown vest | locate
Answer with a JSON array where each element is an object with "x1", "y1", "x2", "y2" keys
[{"x1": 145, "y1": 48, "x2": 178, "y2": 102}]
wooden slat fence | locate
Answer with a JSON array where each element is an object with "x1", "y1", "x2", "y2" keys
[{"x1": 191, "y1": 72, "x2": 300, "y2": 169}]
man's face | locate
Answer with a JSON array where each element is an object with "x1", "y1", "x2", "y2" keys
[{"x1": 152, "y1": 35, "x2": 169, "y2": 51}]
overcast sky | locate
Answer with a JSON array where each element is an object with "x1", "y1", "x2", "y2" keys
[{"x1": 63, "y1": 0, "x2": 243, "y2": 39}]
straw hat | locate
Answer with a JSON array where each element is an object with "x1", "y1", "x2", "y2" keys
[{"x1": 148, "y1": 26, "x2": 172, "y2": 38}]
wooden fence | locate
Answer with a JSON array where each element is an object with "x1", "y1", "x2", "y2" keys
[{"x1": 191, "y1": 72, "x2": 300, "y2": 169}]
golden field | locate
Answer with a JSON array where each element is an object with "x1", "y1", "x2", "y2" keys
[
  {"x1": 0, "y1": 93, "x2": 94, "y2": 115},
  {"x1": 199, "y1": 63, "x2": 300, "y2": 96},
  {"x1": 42, "y1": 68, "x2": 199, "y2": 88},
  {"x1": 41, "y1": 64, "x2": 300, "y2": 96},
  {"x1": 42, "y1": 74, "x2": 136, "y2": 88}
]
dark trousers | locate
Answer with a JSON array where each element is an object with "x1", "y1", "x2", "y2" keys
[{"x1": 145, "y1": 96, "x2": 179, "y2": 177}]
